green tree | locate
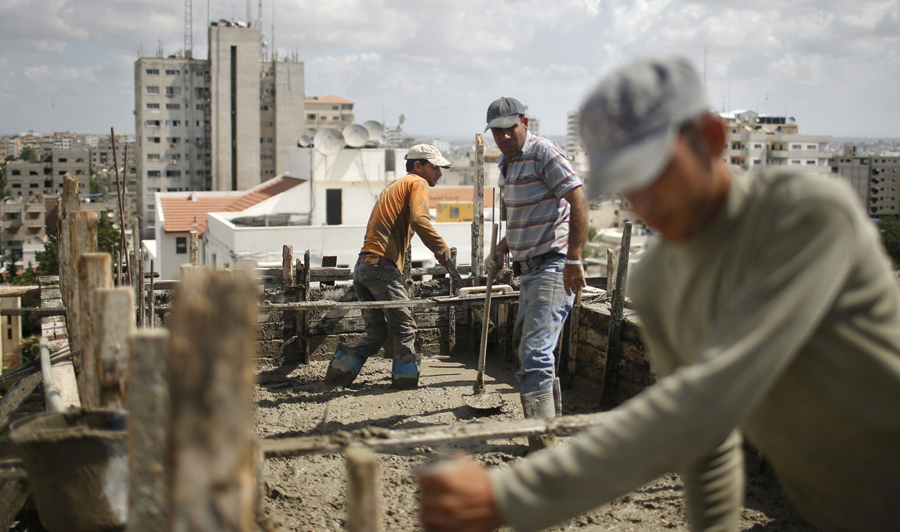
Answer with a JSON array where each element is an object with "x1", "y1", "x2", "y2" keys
[
  {"x1": 879, "y1": 217, "x2": 900, "y2": 268},
  {"x1": 35, "y1": 214, "x2": 120, "y2": 277},
  {"x1": 18, "y1": 146, "x2": 39, "y2": 162}
]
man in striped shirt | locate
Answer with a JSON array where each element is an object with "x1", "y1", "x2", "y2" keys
[{"x1": 485, "y1": 97, "x2": 589, "y2": 451}]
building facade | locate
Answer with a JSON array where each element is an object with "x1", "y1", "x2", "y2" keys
[
  {"x1": 719, "y1": 110, "x2": 832, "y2": 174},
  {"x1": 5, "y1": 147, "x2": 90, "y2": 198},
  {"x1": 831, "y1": 150, "x2": 900, "y2": 218},
  {"x1": 1, "y1": 198, "x2": 46, "y2": 267},
  {"x1": 303, "y1": 96, "x2": 354, "y2": 137},
  {"x1": 260, "y1": 61, "x2": 306, "y2": 179}
]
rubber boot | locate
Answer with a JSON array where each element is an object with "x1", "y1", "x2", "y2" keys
[
  {"x1": 324, "y1": 345, "x2": 366, "y2": 387},
  {"x1": 553, "y1": 377, "x2": 563, "y2": 417},
  {"x1": 391, "y1": 356, "x2": 422, "y2": 389},
  {"x1": 521, "y1": 388, "x2": 557, "y2": 453}
]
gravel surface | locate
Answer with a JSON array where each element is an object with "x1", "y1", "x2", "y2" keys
[{"x1": 256, "y1": 354, "x2": 819, "y2": 532}]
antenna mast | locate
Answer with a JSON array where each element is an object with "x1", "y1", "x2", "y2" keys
[
  {"x1": 184, "y1": 0, "x2": 193, "y2": 58},
  {"x1": 258, "y1": 0, "x2": 265, "y2": 60},
  {"x1": 247, "y1": 0, "x2": 251, "y2": 24}
]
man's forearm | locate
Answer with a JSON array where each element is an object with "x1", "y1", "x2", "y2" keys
[{"x1": 563, "y1": 186, "x2": 589, "y2": 260}]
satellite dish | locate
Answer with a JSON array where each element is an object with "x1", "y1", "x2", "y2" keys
[
  {"x1": 342, "y1": 124, "x2": 369, "y2": 148},
  {"x1": 297, "y1": 134, "x2": 312, "y2": 147},
  {"x1": 362, "y1": 120, "x2": 384, "y2": 141},
  {"x1": 313, "y1": 128, "x2": 343, "y2": 155}
]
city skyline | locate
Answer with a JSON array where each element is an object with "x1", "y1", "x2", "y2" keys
[{"x1": 1, "y1": 1, "x2": 899, "y2": 138}]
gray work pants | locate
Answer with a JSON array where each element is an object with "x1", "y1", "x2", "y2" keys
[{"x1": 350, "y1": 262, "x2": 417, "y2": 364}]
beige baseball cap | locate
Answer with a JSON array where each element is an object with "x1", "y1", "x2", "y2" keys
[{"x1": 404, "y1": 144, "x2": 452, "y2": 168}]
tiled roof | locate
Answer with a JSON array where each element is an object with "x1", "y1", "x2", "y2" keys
[
  {"x1": 305, "y1": 95, "x2": 353, "y2": 104},
  {"x1": 160, "y1": 177, "x2": 303, "y2": 233}
]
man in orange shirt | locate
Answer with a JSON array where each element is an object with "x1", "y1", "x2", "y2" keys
[{"x1": 325, "y1": 144, "x2": 454, "y2": 389}]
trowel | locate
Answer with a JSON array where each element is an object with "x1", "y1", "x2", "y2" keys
[{"x1": 463, "y1": 223, "x2": 505, "y2": 412}]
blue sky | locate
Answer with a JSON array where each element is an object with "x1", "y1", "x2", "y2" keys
[{"x1": 1, "y1": 0, "x2": 899, "y2": 138}]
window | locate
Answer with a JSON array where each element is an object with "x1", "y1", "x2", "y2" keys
[
  {"x1": 195, "y1": 70, "x2": 204, "y2": 77},
  {"x1": 332, "y1": 116, "x2": 339, "y2": 120},
  {"x1": 146, "y1": 69, "x2": 159, "y2": 75},
  {"x1": 791, "y1": 144, "x2": 802, "y2": 150},
  {"x1": 195, "y1": 88, "x2": 206, "y2": 98},
  {"x1": 307, "y1": 113, "x2": 316, "y2": 120},
  {"x1": 176, "y1": 236, "x2": 187, "y2": 254},
  {"x1": 167, "y1": 137, "x2": 180, "y2": 144},
  {"x1": 166, "y1": 103, "x2": 181, "y2": 110},
  {"x1": 196, "y1": 104, "x2": 205, "y2": 110},
  {"x1": 166, "y1": 170, "x2": 182, "y2": 177},
  {"x1": 147, "y1": 136, "x2": 161, "y2": 143},
  {"x1": 147, "y1": 103, "x2": 160, "y2": 109},
  {"x1": 166, "y1": 69, "x2": 178, "y2": 75},
  {"x1": 806, "y1": 160, "x2": 816, "y2": 165},
  {"x1": 147, "y1": 170, "x2": 161, "y2": 177},
  {"x1": 11, "y1": 183, "x2": 20, "y2": 188},
  {"x1": 196, "y1": 120, "x2": 204, "y2": 127},
  {"x1": 262, "y1": 121, "x2": 274, "y2": 127},
  {"x1": 147, "y1": 204, "x2": 155, "y2": 211},
  {"x1": 30, "y1": 183, "x2": 39, "y2": 188},
  {"x1": 165, "y1": 87, "x2": 181, "y2": 96},
  {"x1": 260, "y1": 105, "x2": 269, "y2": 111},
  {"x1": 147, "y1": 154, "x2": 160, "y2": 160},
  {"x1": 791, "y1": 160, "x2": 801, "y2": 165},
  {"x1": 146, "y1": 86, "x2": 160, "y2": 94},
  {"x1": 146, "y1": 120, "x2": 161, "y2": 127},
  {"x1": 165, "y1": 120, "x2": 181, "y2": 127},
  {"x1": 57, "y1": 170, "x2": 65, "y2": 175},
  {"x1": 58, "y1": 158, "x2": 67, "y2": 162},
  {"x1": 341, "y1": 104, "x2": 352, "y2": 110},
  {"x1": 332, "y1": 105, "x2": 339, "y2": 110}
]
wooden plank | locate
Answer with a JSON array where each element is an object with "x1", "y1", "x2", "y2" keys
[
  {"x1": 0, "y1": 480, "x2": 30, "y2": 531},
  {"x1": 94, "y1": 288, "x2": 135, "y2": 409},
  {"x1": 128, "y1": 329, "x2": 170, "y2": 532},
  {"x1": 76, "y1": 252, "x2": 112, "y2": 408},
  {"x1": 148, "y1": 259, "x2": 156, "y2": 328},
  {"x1": 168, "y1": 267, "x2": 258, "y2": 532},
  {"x1": 262, "y1": 411, "x2": 610, "y2": 458},
  {"x1": 299, "y1": 250, "x2": 311, "y2": 365},
  {"x1": 321, "y1": 255, "x2": 337, "y2": 287},
  {"x1": 65, "y1": 210, "x2": 99, "y2": 362},
  {"x1": 345, "y1": 444, "x2": 381, "y2": 532},
  {"x1": 0, "y1": 286, "x2": 39, "y2": 298},
  {"x1": 0, "y1": 372, "x2": 42, "y2": 433},
  {"x1": 0, "y1": 307, "x2": 66, "y2": 317},
  {"x1": 566, "y1": 289, "x2": 583, "y2": 375},
  {"x1": 472, "y1": 134, "x2": 485, "y2": 281},
  {"x1": 58, "y1": 173, "x2": 81, "y2": 310},
  {"x1": 601, "y1": 222, "x2": 632, "y2": 408},
  {"x1": 190, "y1": 230, "x2": 199, "y2": 266},
  {"x1": 447, "y1": 248, "x2": 457, "y2": 354},
  {"x1": 282, "y1": 245, "x2": 293, "y2": 286}
]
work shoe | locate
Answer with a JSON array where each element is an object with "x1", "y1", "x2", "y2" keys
[
  {"x1": 521, "y1": 388, "x2": 557, "y2": 453},
  {"x1": 324, "y1": 345, "x2": 365, "y2": 387},
  {"x1": 391, "y1": 358, "x2": 421, "y2": 389}
]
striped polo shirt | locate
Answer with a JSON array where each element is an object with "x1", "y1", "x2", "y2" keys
[{"x1": 498, "y1": 131, "x2": 583, "y2": 261}]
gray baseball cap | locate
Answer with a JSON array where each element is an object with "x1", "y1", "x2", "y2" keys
[
  {"x1": 485, "y1": 97, "x2": 526, "y2": 130},
  {"x1": 578, "y1": 56, "x2": 710, "y2": 195}
]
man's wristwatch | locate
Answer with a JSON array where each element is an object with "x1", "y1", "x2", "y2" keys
[{"x1": 564, "y1": 259, "x2": 583, "y2": 266}]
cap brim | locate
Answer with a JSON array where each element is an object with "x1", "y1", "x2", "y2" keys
[
  {"x1": 587, "y1": 125, "x2": 677, "y2": 196},
  {"x1": 428, "y1": 156, "x2": 452, "y2": 169},
  {"x1": 485, "y1": 115, "x2": 519, "y2": 131}
]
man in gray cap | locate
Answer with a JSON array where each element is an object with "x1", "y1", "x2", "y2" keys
[
  {"x1": 325, "y1": 144, "x2": 454, "y2": 389},
  {"x1": 418, "y1": 56, "x2": 900, "y2": 532},
  {"x1": 483, "y1": 96, "x2": 589, "y2": 452}
]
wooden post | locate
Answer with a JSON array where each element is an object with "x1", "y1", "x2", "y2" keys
[
  {"x1": 322, "y1": 255, "x2": 337, "y2": 286},
  {"x1": 298, "y1": 250, "x2": 311, "y2": 364},
  {"x1": 94, "y1": 287, "x2": 135, "y2": 409},
  {"x1": 607, "y1": 248, "x2": 619, "y2": 298},
  {"x1": 189, "y1": 230, "x2": 199, "y2": 266},
  {"x1": 447, "y1": 248, "x2": 457, "y2": 354},
  {"x1": 149, "y1": 259, "x2": 156, "y2": 328},
  {"x1": 402, "y1": 245, "x2": 412, "y2": 283},
  {"x1": 472, "y1": 134, "x2": 485, "y2": 280},
  {"x1": 138, "y1": 249, "x2": 146, "y2": 327},
  {"x1": 566, "y1": 289, "x2": 583, "y2": 375},
  {"x1": 65, "y1": 210, "x2": 99, "y2": 357},
  {"x1": 345, "y1": 444, "x2": 382, "y2": 532},
  {"x1": 168, "y1": 267, "x2": 258, "y2": 532},
  {"x1": 58, "y1": 173, "x2": 81, "y2": 309},
  {"x1": 282, "y1": 245, "x2": 293, "y2": 286},
  {"x1": 128, "y1": 329, "x2": 170, "y2": 532},
  {"x1": 601, "y1": 222, "x2": 632, "y2": 408},
  {"x1": 76, "y1": 252, "x2": 112, "y2": 408}
]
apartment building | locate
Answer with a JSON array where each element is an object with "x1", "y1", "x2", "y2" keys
[
  {"x1": 91, "y1": 135, "x2": 139, "y2": 223},
  {"x1": 134, "y1": 20, "x2": 306, "y2": 239},
  {"x1": 0, "y1": 137, "x2": 20, "y2": 161},
  {"x1": 304, "y1": 96, "x2": 354, "y2": 137},
  {"x1": 5, "y1": 147, "x2": 90, "y2": 198},
  {"x1": 831, "y1": 149, "x2": 900, "y2": 218},
  {"x1": 0, "y1": 198, "x2": 46, "y2": 267},
  {"x1": 565, "y1": 109, "x2": 589, "y2": 178},
  {"x1": 720, "y1": 110, "x2": 832, "y2": 174}
]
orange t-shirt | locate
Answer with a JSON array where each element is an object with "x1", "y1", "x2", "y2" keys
[{"x1": 360, "y1": 173, "x2": 450, "y2": 271}]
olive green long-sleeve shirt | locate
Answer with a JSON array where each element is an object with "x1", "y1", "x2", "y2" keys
[{"x1": 490, "y1": 169, "x2": 900, "y2": 532}]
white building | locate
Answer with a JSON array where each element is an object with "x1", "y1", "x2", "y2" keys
[{"x1": 719, "y1": 110, "x2": 832, "y2": 174}]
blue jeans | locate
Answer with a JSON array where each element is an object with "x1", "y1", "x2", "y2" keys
[
  {"x1": 513, "y1": 256, "x2": 574, "y2": 394},
  {"x1": 351, "y1": 262, "x2": 419, "y2": 367}
]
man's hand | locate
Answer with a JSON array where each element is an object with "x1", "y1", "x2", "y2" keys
[
  {"x1": 418, "y1": 457, "x2": 504, "y2": 532},
  {"x1": 564, "y1": 262, "x2": 586, "y2": 296},
  {"x1": 484, "y1": 251, "x2": 504, "y2": 278}
]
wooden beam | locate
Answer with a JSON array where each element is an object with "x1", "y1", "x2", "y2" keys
[
  {"x1": 299, "y1": 250, "x2": 311, "y2": 365},
  {"x1": 282, "y1": 245, "x2": 293, "y2": 286},
  {"x1": 58, "y1": 173, "x2": 81, "y2": 310},
  {"x1": 128, "y1": 329, "x2": 171, "y2": 532},
  {"x1": 76, "y1": 252, "x2": 112, "y2": 408},
  {"x1": 94, "y1": 288, "x2": 135, "y2": 409},
  {"x1": 0, "y1": 480, "x2": 30, "y2": 531},
  {"x1": 65, "y1": 210, "x2": 99, "y2": 362},
  {"x1": 345, "y1": 444, "x2": 382, "y2": 532},
  {"x1": 0, "y1": 372, "x2": 41, "y2": 434},
  {"x1": 472, "y1": 133, "x2": 485, "y2": 280},
  {"x1": 321, "y1": 255, "x2": 337, "y2": 287},
  {"x1": 189, "y1": 230, "x2": 199, "y2": 266},
  {"x1": 262, "y1": 411, "x2": 610, "y2": 458},
  {"x1": 168, "y1": 267, "x2": 259, "y2": 532},
  {"x1": 0, "y1": 286, "x2": 40, "y2": 298},
  {"x1": 601, "y1": 221, "x2": 632, "y2": 408},
  {"x1": 0, "y1": 307, "x2": 66, "y2": 317},
  {"x1": 447, "y1": 248, "x2": 457, "y2": 354},
  {"x1": 566, "y1": 289, "x2": 583, "y2": 375}
]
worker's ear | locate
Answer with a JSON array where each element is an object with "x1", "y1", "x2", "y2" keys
[
  {"x1": 699, "y1": 114, "x2": 727, "y2": 157},
  {"x1": 413, "y1": 160, "x2": 424, "y2": 174}
]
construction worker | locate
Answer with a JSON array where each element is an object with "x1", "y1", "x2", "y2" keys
[
  {"x1": 324, "y1": 144, "x2": 453, "y2": 389},
  {"x1": 483, "y1": 97, "x2": 589, "y2": 451},
  {"x1": 418, "y1": 56, "x2": 900, "y2": 532}
]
